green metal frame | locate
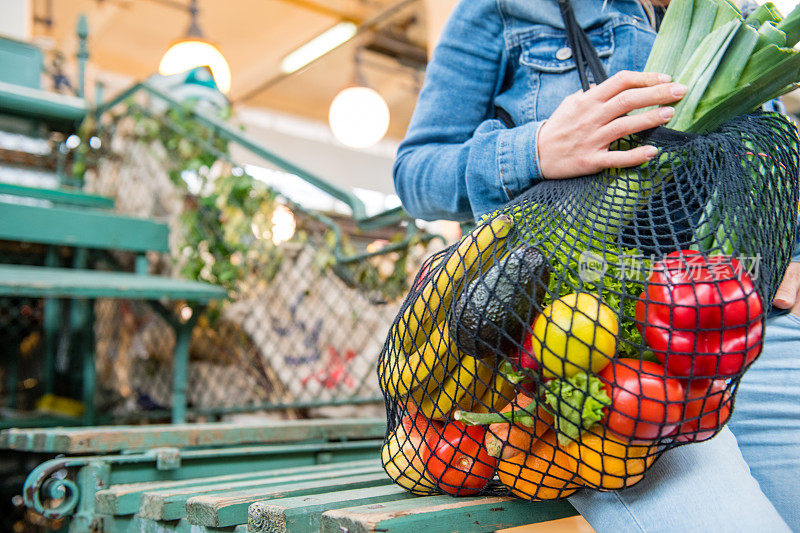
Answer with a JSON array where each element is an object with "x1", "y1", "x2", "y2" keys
[{"x1": 94, "y1": 83, "x2": 443, "y2": 268}]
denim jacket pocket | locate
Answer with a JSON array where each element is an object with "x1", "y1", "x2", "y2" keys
[
  {"x1": 519, "y1": 24, "x2": 615, "y2": 73},
  {"x1": 515, "y1": 23, "x2": 615, "y2": 121}
]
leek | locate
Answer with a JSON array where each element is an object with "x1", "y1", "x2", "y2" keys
[
  {"x1": 643, "y1": 0, "x2": 693, "y2": 77},
  {"x1": 738, "y1": 45, "x2": 797, "y2": 87},
  {"x1": 712, "y1": 0, "x2": 741, "y2": 30},
  {"x1": 699, "y1": 24, "x2": 759, "y2": 108},
  {"x1": 690, "y1": 51, "x2": 800, "y2": 132},
  {"x1": 777, "y1": 3, "x2": 800, "y2": 46},
  {"x1": 669, "y1": 20, "x2": 740, "y2": 131},
  {"x1": 754, "y1": 21, "x2": 787, "y2": 51},
  {"x1": 675, "y1": 0, "x2": 721, "y2": 75},
  {"x1": 744, "y1": 2, "x2": 782, "y2": 28}
]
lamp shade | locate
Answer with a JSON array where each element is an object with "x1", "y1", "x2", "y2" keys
[
  {"x1": 159, "y1": 39, "x2": 231, "y2": 93},
  {"x1": 328, "y1": 86, "x2": 390, "y2": 149}
]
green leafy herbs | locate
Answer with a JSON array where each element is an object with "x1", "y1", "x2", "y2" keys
[{"x1": 544, "y1": 372, "x2": 611, "y2": 446}]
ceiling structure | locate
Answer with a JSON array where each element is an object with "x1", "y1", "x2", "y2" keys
[{"x1": 31, "y1": 0, "x2": 429, "y2": 140}]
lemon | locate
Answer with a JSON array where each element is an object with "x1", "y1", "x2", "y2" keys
[{"x1": 531, "y1": 292, "x2": 618, "y2": 379}]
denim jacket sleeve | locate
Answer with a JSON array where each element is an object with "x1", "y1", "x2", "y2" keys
[{"x1": 393, "y1": 0, "x2": 543, "y2": 222}]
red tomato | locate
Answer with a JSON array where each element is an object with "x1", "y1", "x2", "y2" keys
[
  {"x1": 676, "y1": 380, "x2": 732, "y2": 442},
  {"x1": 403, "y1": 411, "x2": 442, "y2": 441},
  {"x1": 599, "y1": 359, "x2": 685, "y2": 441},
  {"x1": 423, "y1": 421, "x2": 498, "y2": 495}
]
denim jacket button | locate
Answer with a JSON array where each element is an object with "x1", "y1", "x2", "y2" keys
[{"x1": 556, "y1": 46, "x2": 573, "y2": 60}]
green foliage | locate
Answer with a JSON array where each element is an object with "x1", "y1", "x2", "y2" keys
[
  {"x1": 544, "y1": 372, "x2": 611, "y2": 446},
  {"x1": 79, "y1": 100, "x2": 417, "y2": 303}
]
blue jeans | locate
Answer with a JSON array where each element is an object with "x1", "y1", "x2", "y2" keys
[{"x1": 569, "y1": 312, "x2": 800, "y2": 532}]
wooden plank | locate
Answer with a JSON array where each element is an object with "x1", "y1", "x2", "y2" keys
[
  {"x1": 247, "y1": 484, "x2": 418, "y2": 533},
  {"x1": 94, "y1": 459, "x2": 377, "y2": 516},
  {"x1": 140, "y1": 464, "x2": 385, "y2": 521},
  {"x1": 0, "y1": 182, "x2": 114, "y2": 208},
  {"x1": 0, "y1": 265, "x2": 226, "y2": 300},
  {"x1": 0, "y1": 418, "x2": 386, "y2": 453},
  {"x1": 0, "y1": 201, "x2": 168, "y2": 252},
  {"x1": 103, "y1": 515, "x2": 241, "y2": 533},
  {"x1": 185, "y1": 472, "x2": 393, "y2": 528},
  {"x1": 319, "y1": 496, "x2": 579, "y2": 533}
]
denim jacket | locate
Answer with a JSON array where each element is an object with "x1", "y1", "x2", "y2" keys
[{"x1": 393, "y1": 0, "x2": 656, "y2": 222}]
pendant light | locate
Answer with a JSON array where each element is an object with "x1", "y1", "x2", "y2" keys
[
  {"x1": 328, "y1": 50, "x2": 390, "y2": 149},
  {"x1": 158, "y1": 0, "x2": 232, "y2": 93}
]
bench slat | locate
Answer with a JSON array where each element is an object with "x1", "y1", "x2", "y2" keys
[
  {"x1": 0, "y1": 265, "x2": 226, "y2": 300},
  {"x1": 140, "y1": 464, "x2": 384, "y2": 521},
  {"x1": 0, "y1": 182, "x2": 114, "y2": 208},
  {"x1": 0, "y1": 201, "x2": 168, "y2": 252},
  {"x1": 185, "y1": 472, "x2": 392, "y2": 528},
  {"x1": 319, "y1": 495, "x2": 578, "y2": 533},
  {"x1": 248, "y1": 484, "x2": 418, "y2": 533},
  {"x1": 95, "y1": 459, "x2": 377, "y2": 516},
  {"x1": 0, "y1": 418, "x2": 386, "y2": 453}
]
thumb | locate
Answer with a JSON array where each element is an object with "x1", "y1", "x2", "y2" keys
[{"x1": 773, "y1": 263, "x2": 800, "y2": 309}]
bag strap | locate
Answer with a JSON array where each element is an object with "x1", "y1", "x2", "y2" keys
[{"x1": 557, "y1": 0, "x2": 608, "y2": 91}]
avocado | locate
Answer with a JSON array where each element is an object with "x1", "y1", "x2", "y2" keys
[{"x1": 449, "y1": 245, "x2": 551, "y2": 359}]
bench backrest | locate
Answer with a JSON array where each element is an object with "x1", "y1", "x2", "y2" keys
[
  {"x1": 0, "y1": 418, "x2": 388, "y2": 453},
  {"x1": 0, "y1": 201, "x2": 169, "y2": 253}
]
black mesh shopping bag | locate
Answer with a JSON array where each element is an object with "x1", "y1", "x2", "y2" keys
[
  {"x1": 378, "y1": 111, "x2": 799, "y2": 500},
  {"x1": 378, "y1": 0, "x2": 800, "y2": 500}
]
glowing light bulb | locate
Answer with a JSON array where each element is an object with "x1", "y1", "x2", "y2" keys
[
  {"x1": 271, "y1": 204, "x2": 296, "y2": 246},
  {"x1": 159, "y1": 39, "x2": 231, "y2": 93},
  {"x1": 328, "y1": 86, "x2": 390, "y2": 149}
]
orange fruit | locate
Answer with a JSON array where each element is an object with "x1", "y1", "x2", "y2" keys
[
  {"x1": 497, "y1": 431, "x2": 581, "y2": 500},
  {"x1": 563, "y1": 426, "x2": 656, "y2": 490}
]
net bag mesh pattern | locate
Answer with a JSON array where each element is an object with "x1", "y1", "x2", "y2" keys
[{"x1": 378, "y1": 113, "x2": 800, "y2": 500}]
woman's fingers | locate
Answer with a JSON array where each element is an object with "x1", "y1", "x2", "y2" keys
[
  {"x1": 597, "y1": 106, "x2": 675, "y2": 145},
  {"x1": 599, "y1": 83, "x2": 686, "y2": 122},
  {"x1": 589, "y1": 70, "x2": 672, "y2": 102},
  {"x1": 594, "y1": 144, "x2": 659, "y2": 170},
  {"x1": 773, "y1": 262, "x2": 800, "y2": 311}
]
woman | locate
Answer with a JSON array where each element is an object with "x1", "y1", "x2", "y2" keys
[{"x1": 393, "y1": 1, "x2": 800, "y2": 530}]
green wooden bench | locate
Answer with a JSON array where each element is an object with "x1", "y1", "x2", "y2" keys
[
  {"x1": 3, "y1": 420, "x2": 579, "y2": 532},
  {"x1": 0, "y1": 200, "x2": 226, "y2": 424},
  {"x1": 3, "y1": 420, "x2": 388, "y2": 532}
]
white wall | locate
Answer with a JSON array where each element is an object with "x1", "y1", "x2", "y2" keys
[{"x1": 0, "y1": 0, "x2": 31, "y2": 41}]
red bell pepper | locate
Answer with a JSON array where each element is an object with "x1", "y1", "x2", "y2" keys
[{"x1": 636, "y1": 250, "x2": 763, "y2": 378}]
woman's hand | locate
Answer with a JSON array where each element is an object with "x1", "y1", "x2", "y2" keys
[
  {"x1": 537, "y1": 70, "x2": 686, "y2": 180},
  {"x1": 774, "y1": 262, "x2": 800, "y2": 317}
]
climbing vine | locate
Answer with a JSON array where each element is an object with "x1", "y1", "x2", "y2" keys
[{"x1": 79, "y1": 100, "x2": 422, "y2": 302}]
